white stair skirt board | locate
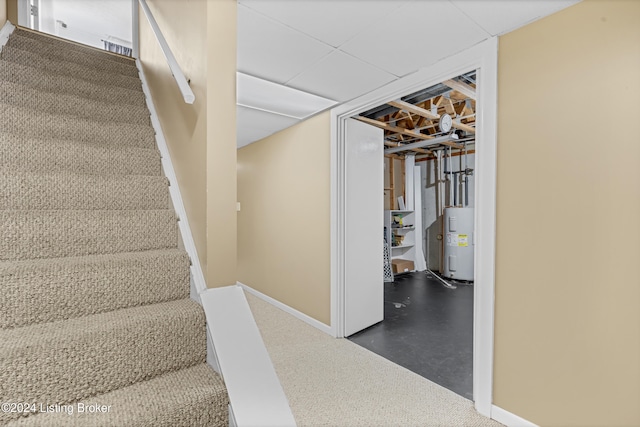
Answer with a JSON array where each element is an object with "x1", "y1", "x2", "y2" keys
[
  {"x1": 201, "y1": 286, "x2": 297, "y2": 427},
  {"x1": 238, "y1": 282, "x2": 333, "y2": 336},
  {"x1": 0, "y1": 21, "x2": 16, "y2": 50},
  {"x1": 491, "y1": 405, "x2": 539, "y2": 427},
  {"x1": 135, "y1": 60, "x2": 207, "y2": 296}
]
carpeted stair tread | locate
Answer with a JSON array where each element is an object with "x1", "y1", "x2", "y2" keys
[
  {"x1": 14, "y1": 28, "x2": 135, "y2": 66},
  {"x1": 0, "y1": 60, "x2": 146, "y2": 107},
  {"x1": 0, "y1": 103, "x2": 156, "y2": 149},
  {"x1": 7, "y1": 33, "x2": 139, "y2": 77},
  {"x1": 0, "y1": 299, "x2": 207, "y2": 425},
  {"x1": 5, "y1": 363, "x2": 228, "y2": 427},
  {"x1": 0, "y1": 80, "x2": 150, "y2": 125},
  {"x1": 0, "y1": 210, "x2": 178, "y2": 261},
  {"x1": 0, "y1": 249, "x2": 190, "y2": 329},
  {"x1": 0, "y1": 171, "x2": 170, "y2": 210},
  {"x1": 0, "y1": 133, "x2": 162, "y2": 177},
  {"x1": 0, "y1": 27, "x2": 228, "y2": 425},
  {"x1": 1, "y1": 45, "x2": 142, "y2": 92}
]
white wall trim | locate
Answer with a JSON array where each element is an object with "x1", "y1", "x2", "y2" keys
[
  {"x1": 201, "y1": 285, "x2": 296, "y2": 427},
  {"x1": 0, "y1": 20, "x2": 16, "y2": 50},
  {"x1": 131, "y1": 0, "x2": 139, "y2": 58},
  {"x1": 135, "y1": 59, "x2": 208, "y2": 295},
  {"x1": 492, "y1": 405, "x2": 539, "y2": 427},
  {"x1": 16, "y1": 0, "x2": 29, "y2": 27},
  {"x1": 238, "y1": 282, "x2": 333, "y2": 336},
  {"x1": 330, "y1": 37, "x2": 499, "y2": 417}
]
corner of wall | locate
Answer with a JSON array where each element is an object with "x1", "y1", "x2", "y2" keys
[
  {"x1": 6, "y1": 0, "x2": 15, "y2": 24},
  {"x1": 205, "y1": 0, "x2": 237, "y2": 288}
]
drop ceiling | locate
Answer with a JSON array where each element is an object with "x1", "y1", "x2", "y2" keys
[{"x1": 236, "y1": 0, "x2": 580, "y2": 148}]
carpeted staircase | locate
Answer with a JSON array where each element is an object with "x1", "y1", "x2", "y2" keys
[{"x1": 0, "y1": 27, "x2": 228, "y2": 426}]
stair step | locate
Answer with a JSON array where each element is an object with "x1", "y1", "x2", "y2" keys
[
  {"x1": 0, "y1": 249, "x2": 190, "y2": 329},
  {"x1": 0, "y1": 103, "x2": 156, "y2": 149},
  {"x1": 15, "y1": 28, "x2": 135, "y2": 66},
  {"x1": 4, "y1": 363, "x2": 228, "y2": 427},
  {"x1": 0, "y1": 210, "x2": 178, "y2": 261},
  {"x1": 0, "y1": 133, "x2": 162, "y2": 177},
  {"x1": 0, "y1": 171, "x2": 170, "y2": 210},
  {"x1": 0, "y1": 80, "x2": 150, "y2": 125},
  {"x1": 0, "y1": 299, "x2": 207, "y2": 425},
  {"x1": 1, "y1": 45, "x2": 142, "y2": 92},
  {"x1": 6, "y1": 34, "x2": 139, "y2": 78},
  {"x1": 0, "y1": 60, "x2": 146, "y2": 107}
]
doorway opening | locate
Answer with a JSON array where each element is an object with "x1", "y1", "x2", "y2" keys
[
  {"x1": 17, "y1": 0, "x2": 133, "y2": 56},
  {"x1": 330, "y1": 38, "x2": 497, "y2": 415},
  {"x1": 346, "y1": 70, "x2": 478, "y2": 399}
]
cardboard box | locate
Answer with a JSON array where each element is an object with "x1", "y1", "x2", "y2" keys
[{"x1": 391, "y1": 259, "x2": 414, "y2": 274}]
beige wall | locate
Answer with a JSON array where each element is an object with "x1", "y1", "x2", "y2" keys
[
  {"x1": 237, "y1": 1, "x2": 640, "y2": 424},
  {"x1": 237, "y1": 112, "x2": 331, "y2": 325},
  {"x1": 206, "y1": 0, "x2": 237, "y2": 287},
  {"x1": 6, "y1": 0, "x2": 15, "y2": 24},
  {"x1": 1, "y1": 0, "x2": 6, "y2": 26},
  {"x1": 139, "y1": 0, "x2": 236, "y2": 287},
  {"x1": 494, "y1": 1, "x2": 640, "y2": 426},
  {"x1": 140, "y1": 0, "x2": 209, "y2": 275}
]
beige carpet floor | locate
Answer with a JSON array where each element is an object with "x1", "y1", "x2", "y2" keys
[{"x1": 246, "y1": 292, "x2": 504, "y2": 427}]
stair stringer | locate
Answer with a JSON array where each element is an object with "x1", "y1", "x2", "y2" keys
[{"x1": 135, "y1": 60, "x2": 206, "y2": 296}]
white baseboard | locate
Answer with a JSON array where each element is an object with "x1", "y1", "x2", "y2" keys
[
  {"x1": 0, "y1": 20, "x2": 16, "y2": 50},
  {"x1": 492, "y1": 405, "x2": 538, "y2": 427},
  {"x1": 237, "y1": 282, "x2": 333, "y2": 336}
]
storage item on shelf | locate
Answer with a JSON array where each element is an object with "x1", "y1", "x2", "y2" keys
[{"x1": 384, "y1": 210, "x2": 417, "y2": 273}]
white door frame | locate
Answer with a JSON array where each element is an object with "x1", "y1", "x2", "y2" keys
[{"x1": 330, "y1": 37, "x2": 498, "y2": 417}]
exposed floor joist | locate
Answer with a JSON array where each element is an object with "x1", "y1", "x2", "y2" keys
[{"x1": 356, "y1": 71, "x2": 477, "y2": 155}]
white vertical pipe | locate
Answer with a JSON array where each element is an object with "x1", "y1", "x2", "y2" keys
[
  {"x1": 413, "y1": 166, "x2": 427, "y2": 271},
  {"x1": 404, "y1": 154, "x2": 415, "y2": 211},
  {"x1": 448, "y1": 146, "x2": 454, "y2": 208}
]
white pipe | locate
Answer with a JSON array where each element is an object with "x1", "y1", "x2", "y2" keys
[
  {"x1": 383, "y1": 134, "x2": 459, "y2": 154},
  {"x1": 427, "y1": 268, "x2": 457, "y2": 289},
  {"x1": 437, "y1": 150, "x2": 444, "y2": 216},
  {"x1": 448, "y1": 146, "x2": 453, "y2": 208},
  {"x1": 132, "y1": 0, "x2": 139, "y2": 58},
  {"x1": 435, "y1": 151, "x2": 440, "y2": 217},
  {"x1": 138, "y1": 0, "x2": 195, "y2": 104}
]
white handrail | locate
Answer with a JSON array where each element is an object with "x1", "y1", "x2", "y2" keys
[{"x1": 138, "y1": 0, "x2": 195, "y2": 104}]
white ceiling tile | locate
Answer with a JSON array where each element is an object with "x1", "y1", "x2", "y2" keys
[
  {"x1": 239, "y1": 0, "x2": 408, "y2": 48},
  {"x1": 236, "y1": 106, "x2": 300, "y2": 148},
  {"x1": 286, "y1": 51, "x2": 397, "y2": 102},
  {"x1": 451, "y1": 0, "x2": 581, "y2": 36},
  {"x1": 237, "y1": 4, "x2": 334, "y2": 84},
  {"x1": 340, "y1": 1, "x2": 490, "y2": 77},
  {"x1": 238, "y1": 73, "x2": 337, "y2": 119}
]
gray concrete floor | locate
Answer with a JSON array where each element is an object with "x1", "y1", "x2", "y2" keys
[{"x1": 348, "y1": 271, "x2": 474, "y2": 399}]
